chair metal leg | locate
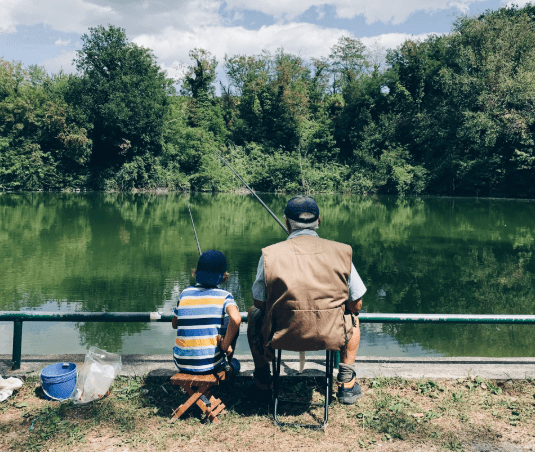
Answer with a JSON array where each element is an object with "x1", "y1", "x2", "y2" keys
[{"x1": 272, "y1": 350, "x2": 332, "y2": 430}]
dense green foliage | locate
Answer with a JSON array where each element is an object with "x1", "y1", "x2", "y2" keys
[{"x1": 1, "y1": 5, "x2": 535, "y2": 196}]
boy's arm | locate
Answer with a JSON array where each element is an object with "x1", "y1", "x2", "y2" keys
[
  {"x1": 172, "y1": 299, "x2": 180, "y2": 329},
  {"x1": 219, "y1": 304, "x2": 241, "y2": 354}
]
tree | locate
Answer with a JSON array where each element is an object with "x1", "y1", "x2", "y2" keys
[
  {"x1": 72, "y1": 25, "x2": 174, "y2": 184},
  {"x1": 385, "y1": 5, "x2": 535, "y2": 197},
  {"x1": 181, "y1": 48, "x2": 218, "y2": 99},
  {"x1": 329, "y1": 36, "x2": 369, "y2": 93},
  {"x1": 0, "y1": 59, "x2": 91, "y2": 189}
]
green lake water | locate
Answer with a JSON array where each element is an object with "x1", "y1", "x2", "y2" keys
[{"x1": 1, "y1": 192, "x2": 534, "y2": 357}]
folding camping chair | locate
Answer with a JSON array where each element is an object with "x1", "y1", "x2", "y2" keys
[
  {"x1": 169, "y1": 369, "x2": 227, "y2": 423},
  {"x1": 272, "y1": 349, "x2": 335, "y2": 430}
]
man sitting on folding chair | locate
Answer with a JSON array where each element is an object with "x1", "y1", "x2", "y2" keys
[{"x1": 247, "y1": 196, "x2": 367, "y2": 405}]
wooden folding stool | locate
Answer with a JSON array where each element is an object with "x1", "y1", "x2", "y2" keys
[{"x1": 169, "y1": 369, "x2": 227, "y2": 423}]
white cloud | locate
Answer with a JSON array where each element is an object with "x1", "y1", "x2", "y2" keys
[
  {"x1": 135, "y1": 25, "x2": 441, "y2": 71},
  {"x1": 2, "y1": 0, "x2": 487, "y2": 39},
  {"x1": 0, "y1": 0, "x2": 225, "y2": 43},
  {"x1": 360, "y1": 32, "x2": 442, "y2": 51},
  {"x1": 2, "y1": 0, "x2": 451, "y2": 77},
  {"x1": 224, "y1": 0, "x2": 487, "y2": 23},
  {"x1": 0, "y1": 0, "x2": 20, "y2": 33},
  {"x1": 134, "y1": 22, "x2": 351, "y2": 65},
  {"x1": 225, "y1": 0, "x2": 318, "y2": 21},
  {"x1": 134, "y1": 26, "x2": 444, "y2": 89},
  {"x1": 40, "y1": 51, "x2": 77, "y2": 74},
  {"x1": 315, "y1": 5, "x2": 327, "y2": 20},
  {"x1": 0, "y1": 0, "x2": 115, "y2": 34},
  {"x1": 504, "y1": 0, "x2": 533, "y2": 7}
]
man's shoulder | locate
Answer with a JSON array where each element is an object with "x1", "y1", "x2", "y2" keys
[
  {"x1": 262, "y1": 239, "x2": 289, "y2": 253},
  {"x1": 314, "y1": 236, "x2": 352, "y2": 249},
  {"x1": 262, "y1": 235, "x2": 352, "y2": 253}
]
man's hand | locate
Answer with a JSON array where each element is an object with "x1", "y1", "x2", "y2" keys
[{"x1": 347, "y1": 297, "x2": 362, "y2": 314}]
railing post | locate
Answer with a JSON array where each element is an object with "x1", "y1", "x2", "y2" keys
[{"x1": 11, "y1": 320, "x2": 23, "y2": 370}]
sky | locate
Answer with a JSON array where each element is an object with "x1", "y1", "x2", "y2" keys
[{"x1": 0, "y1": 0, "x2": 531, "y2": 80}]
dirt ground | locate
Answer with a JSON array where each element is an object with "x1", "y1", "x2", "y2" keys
[{"x1": 1, "y1": 375, "x2": 534, "y2": 452}]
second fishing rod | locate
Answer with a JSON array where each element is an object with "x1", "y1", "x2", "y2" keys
[
  {"x1": 214, "y1": 151, "x2": 289, "y2": 237},
  {"x1": 186, "y1": 199, "x2": 233, "y2": 374},
  {"x1": 214, "y1": 151, "x2": 313, "y2": 372}
]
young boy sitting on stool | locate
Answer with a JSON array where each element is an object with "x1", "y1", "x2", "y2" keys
[{"x1": 172, "y1": 250, "x2": 241, "y2": 378}]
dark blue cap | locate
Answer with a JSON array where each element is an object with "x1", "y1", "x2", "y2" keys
[
  {"x1": 196, "y1": 250, "x2": 227, "y2": 286},
  {"x1": 284, "y1": 196, "x2": 320, "y2": 223}
]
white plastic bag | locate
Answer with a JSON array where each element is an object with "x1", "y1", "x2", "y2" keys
[
  {"x1": 70, "y1": 347, "x2": 122, "y2": 404},
  {"x1": 0, "y1": 376, "x2": 23, "y2": 402}
]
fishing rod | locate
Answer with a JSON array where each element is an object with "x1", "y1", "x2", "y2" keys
[
  {"x1": 186, "y1": 198, "x2": 232, "y2": 375},
  {"x1": 187, "y1": 202, "x2": 202, "y2": 255},
  {"x1": 215, "y1": 151, "x2": 312, "y2": 371},
  {"x1": 214, "y1": 151, "x2": 289, "y2": 235}
]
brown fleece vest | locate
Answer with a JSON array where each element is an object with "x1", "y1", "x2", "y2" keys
[{"x1": 261, "y1": 235, "x2": 354, "y2": 352}]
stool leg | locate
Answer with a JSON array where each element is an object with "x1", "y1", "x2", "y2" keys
[
  {"x1": 191, "y1": 386, "x2": 226, "y2": 423},
  {"x1": 170, "y1": 383, "x2": 205, "y2": 421}
]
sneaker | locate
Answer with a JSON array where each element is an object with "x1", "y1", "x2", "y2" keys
[
  {"x1": 199, "y1": 394, "x2": 211, "y2": 407},
  {"x1": 337, "y1": 379, "x2": 363, "y2": 404}
]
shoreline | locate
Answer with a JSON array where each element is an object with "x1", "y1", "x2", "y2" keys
[
  {"x1": 3, "y1": 188, "x2": 535, "y2": 201},
  {"x1": 3, "y1": 354, "x2": 535, "y2": 380}
]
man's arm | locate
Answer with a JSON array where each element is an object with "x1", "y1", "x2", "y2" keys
[
  {"x1": 347, "y1": 262, "x2": 366, "y2": 314},
  {"x1": 252, "y1": 255, "x2": 267, "y2": 310},
  {"x1": 219, "y1": 305, "x2": 242, "y2": 354},
  {"x1": 172, "y1": 316, "x2": 178, "y2": 329}
]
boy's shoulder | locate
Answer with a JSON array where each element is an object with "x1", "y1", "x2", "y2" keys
[{"x1": 180, "y1": 285, "x2": 234, "y2": 298}]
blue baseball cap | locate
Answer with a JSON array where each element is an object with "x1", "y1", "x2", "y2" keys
[
  {"x1": 196, "y1": 250, "x2": 227, "y2": 286},
  {"x1": 284, "y1": 196, "x2": 320, "y2": 223}
]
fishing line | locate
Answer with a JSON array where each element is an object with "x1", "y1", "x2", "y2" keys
[
  {"x1": 215, "y1": 151, "x2": 308, "y2": 371},
  {"x1": 187, "y1": 202, "x2": 202, "y2": 256},
  {"x1": 214, "y1": 150, "x2": 289, "y2": 236}
]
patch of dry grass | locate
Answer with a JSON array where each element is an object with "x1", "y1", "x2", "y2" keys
[{"x1": 1, "y1": 375, "x2": 534, "y2": 451}]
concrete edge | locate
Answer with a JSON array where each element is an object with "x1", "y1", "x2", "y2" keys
[{"x1": 2, "y1": 355, "x2": 535, "y2": 380}]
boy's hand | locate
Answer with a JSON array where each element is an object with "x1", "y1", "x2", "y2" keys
[{"x1": 216, "y1": 335, "x2": 232, "y2": 354}]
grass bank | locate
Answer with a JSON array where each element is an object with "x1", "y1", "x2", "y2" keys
[{"x1": 1, "y1": 375, "x2": 534, "y2": 451}]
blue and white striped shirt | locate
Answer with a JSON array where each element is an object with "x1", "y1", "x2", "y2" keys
[{"x1": 173, "y1": 285, "x2": 237, "y2": 373}]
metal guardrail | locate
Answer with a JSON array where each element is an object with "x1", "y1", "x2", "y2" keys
[{"x1": 2, "y1": 311, "x2": 535, "y2": 370}]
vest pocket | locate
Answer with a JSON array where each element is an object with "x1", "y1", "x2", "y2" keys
[{"x1": 269, "y1": 307, "x2": 347, "y2": 351}]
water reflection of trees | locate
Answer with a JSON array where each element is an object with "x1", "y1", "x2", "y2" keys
[
  {"x1": 1, "y1": 193, "x2": 534, "y2": 355},
  {"x1": 355, "y1": 197, "x2": 535, "y2": 357}
]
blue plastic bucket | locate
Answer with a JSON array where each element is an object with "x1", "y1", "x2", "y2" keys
[{"x1": 40, "y1": 362, "x2": 77, "y2": 401}]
